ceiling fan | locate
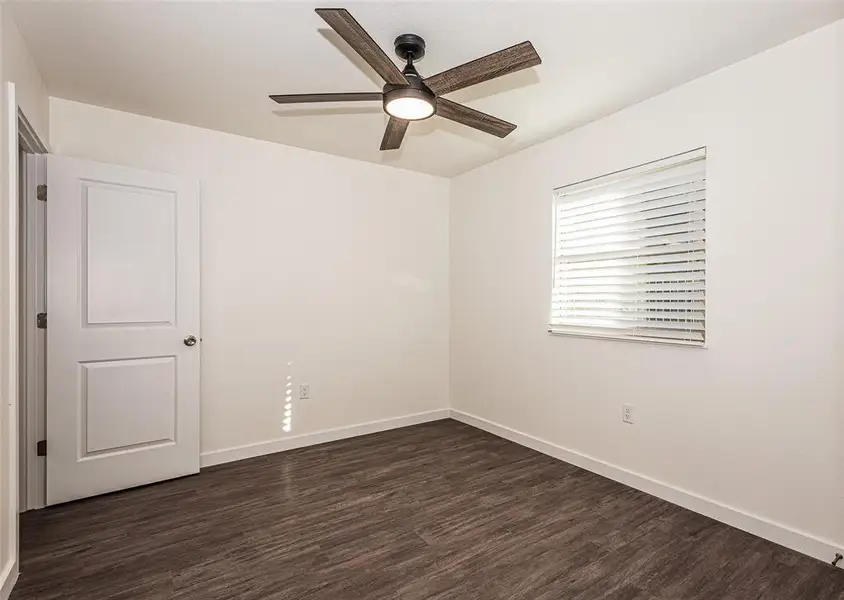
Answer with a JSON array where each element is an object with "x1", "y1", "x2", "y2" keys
[{"x1": 270, "y1": 8, "x2": 542, "y2": 151}]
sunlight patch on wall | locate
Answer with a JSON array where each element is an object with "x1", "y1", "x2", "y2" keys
[{"x1": 283, "y1": 363, "x2": 293, "y2": 433}]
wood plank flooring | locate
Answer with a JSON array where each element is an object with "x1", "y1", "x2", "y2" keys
[{"x1": 12, "y1": 420, "x2": 844, "y2": 600}]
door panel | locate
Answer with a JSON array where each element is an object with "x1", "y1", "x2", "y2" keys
[
  {"x1": 47, "y1": 156, "x2": 200, "y2": 505},
  {"x1": 85, "y1": 183, "x2": 177, "y2": 326},
  {"x1": 82, "y1": 357, "x2": 176, "y2": 455}
]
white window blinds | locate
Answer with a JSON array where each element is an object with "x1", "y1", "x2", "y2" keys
[{"x1": 550, "y1": 148, "x2": 706, "y2": 346}]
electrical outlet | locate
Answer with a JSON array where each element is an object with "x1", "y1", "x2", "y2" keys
[
  {"x1": 299, "y1": 384, "x2": 310, "y2": 400},
  {"x1": 622, "y1": 404, "x2": 634, "y2": 424}
]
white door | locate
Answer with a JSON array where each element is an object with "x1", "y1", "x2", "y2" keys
[{"x1": 46, "y1": 156, "x2": 200, "y2": 505}]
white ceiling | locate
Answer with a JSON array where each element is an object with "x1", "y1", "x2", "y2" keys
[{"x1": 9, "y1": 1, "x2": 844, "y2": 177}]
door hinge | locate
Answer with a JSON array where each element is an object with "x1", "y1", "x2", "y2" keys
[
  {"x1": 36, "y1": 312, "x2": 47, "y2": 329},
  {"x1": 36, "y1": 440, "x2": 46, "y2": 457},
  {"x1": 36, "y1": 184, "x2": 47, "y2": 202}
]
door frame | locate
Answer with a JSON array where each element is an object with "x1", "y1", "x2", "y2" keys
[
  {"x1": 1, "y1": 82, "x2": 21, "y2": 599},
  {"x1": 17, "y1": 108, "x2": 48, "y2": 512}
]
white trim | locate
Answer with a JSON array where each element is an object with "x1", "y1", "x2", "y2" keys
[
  {"x1": 16, "y1": 146, "x2": 25, "y2": 514},
  {"x1": 450, "y1": 409, "x2": 842, "y2": 566},
  {"x1": 17, "y1": 108, "x2": 48, "y2": 155},
  {"x1": 200, "y1": 409, "x2": 450, "y2": 468},
  {"x1": 0, "y1": 561, "x2": 18, "y2": 600},
  {"x1": 2, "y1": 82, "x2": 20, "y2": 600}
]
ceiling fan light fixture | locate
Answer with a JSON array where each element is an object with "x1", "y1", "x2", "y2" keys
[{"x1": 383, "y1": 87, "x2": 435, "y2": 121}]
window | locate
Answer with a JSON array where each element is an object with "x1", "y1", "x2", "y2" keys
[{"x1": 550, "y1": 148, "x2": 706, "y2": 346}]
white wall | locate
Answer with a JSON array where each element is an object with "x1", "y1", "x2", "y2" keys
[
  {"x1": 0, "y1": 6, "x2": 48, "y2": 597},
  {"x1": 450, "y1": 19, "x2": 843, "y2": 559},
  {"x1": 49, "y1": 98, "x2": 450, "y2": 457},
  {"x1": 1, "y1": 8, "x2": 48, "y2": 144}
]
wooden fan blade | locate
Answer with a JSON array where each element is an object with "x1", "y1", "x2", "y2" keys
[
  {"x1": 270, "y1": 92, "x2": 382, "y2": 104},
  {"x1": 424, "y1": 41, "x2": 541, "y2": 96},
  {"x1": 380, "y1": 117, "x2": 409, "y2": 151},
  {"x1": 436, "y1": 97, "x2": 516, "y2": 138},
  {"x1": 315, "y1": 8, "x2": 408, "y2": 86}
]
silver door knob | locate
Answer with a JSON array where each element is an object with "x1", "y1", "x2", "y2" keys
[{"x1": 184, "y1": 335, "x2": 198, "y2": 347}]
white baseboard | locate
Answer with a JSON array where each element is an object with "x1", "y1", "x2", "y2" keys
[
  {"x1": 200, "y1": 409, "x2": 450, "y2": 468},
  {"x1": 450, "y1": 409, "x2": 842, "y2": 566},
  {"x1": 0, "y1": 560, "x2": 18, "y2": 600}
]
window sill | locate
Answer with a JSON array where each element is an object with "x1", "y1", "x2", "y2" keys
[{"x1": 547, "y1": 329, "x2": 707, "y2": 349}]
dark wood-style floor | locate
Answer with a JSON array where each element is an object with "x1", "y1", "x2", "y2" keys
[{"x1": 12, "y1": 420, "x2": 844, "y2": 600}]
